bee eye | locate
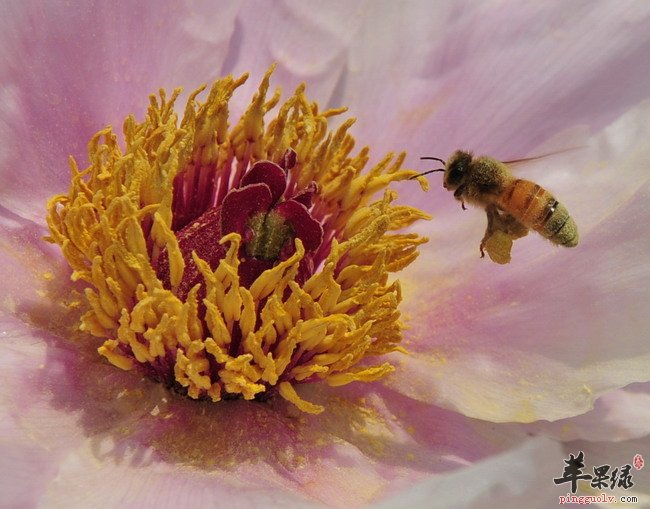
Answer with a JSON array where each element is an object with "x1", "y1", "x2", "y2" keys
[{"x1": 447, "y1": 163, "x2": 464, "y2": 185}]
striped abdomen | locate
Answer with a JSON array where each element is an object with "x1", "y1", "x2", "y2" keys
[{"x1": 496, "y1": 179, "x2": 578, "y2": 247}]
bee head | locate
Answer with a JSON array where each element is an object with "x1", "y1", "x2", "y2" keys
[{"x1": 443, "y1": 150, "x2": 472, "y2": 191}]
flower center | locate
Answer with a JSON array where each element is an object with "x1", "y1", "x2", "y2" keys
[
  {"x1": 46, "y1": 66, "x2": 431, "y2": 414},
  {"x1": 246, "y1": 210, "x2": 293, "y2": 260}
]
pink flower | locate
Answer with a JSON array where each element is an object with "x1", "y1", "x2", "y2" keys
[{"x1": 1, "y1": 1, "x2": 650, "y2": 507}]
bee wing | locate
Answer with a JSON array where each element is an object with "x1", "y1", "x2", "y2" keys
[{"x1": 502, "y1": 146, "x2": 586, "y2": 168}]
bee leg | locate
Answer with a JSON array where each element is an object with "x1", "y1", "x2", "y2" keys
[
  {"x1": 480, "y1": 205, "x2": 499, "y2": 257},
  {"x1": 454, "y1": 185, "x2": 467, "y2": 210}
]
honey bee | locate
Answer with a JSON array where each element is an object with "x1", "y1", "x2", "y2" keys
[{"x1": 415, "y1": 150, "x2": 579, "y2": 258}]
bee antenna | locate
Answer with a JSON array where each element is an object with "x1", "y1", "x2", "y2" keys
[
  {"x1": 409, "y1": 168, "x2": 445, "y2": 180},
  {"x1": 420, "y1": 156, "x2": 446, "y2": 165}
]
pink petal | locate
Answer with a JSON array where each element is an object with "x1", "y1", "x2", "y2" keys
[
  {"x1": 380, "y1": 396, "x2": 650, "y2": 508},
  {"x1": 1, "y1": 1, "x2": 649, "y2": 506},
  {"x1": 1, "y1": 307, "x2": 551, "y2": 508},
  {"x1": 375, "y1": 437, "x2": 567, "y2": 509},
  {"x1": 0, "y1": 207, "x2": 70, "y2": 313},
  {"x1": 225, "y1": 1, "x2": 368, "y2": 101},
  {"x1": 529, "y1": 383, "x2": 650, "y2": 443},
  {"x1": 0, "y1": 1, "x2": 368, "y2": 222},
  {"x1": 0, "y1": 309, "x2": 319, "y2": 507},
  {"x1": 0, "y1": 220, "x2": 558, "y2": 506},
  {"x1": 339, "y1": 3, "x2": 650, "y2": 163},
  {"x1": 0, "y1": 1, "x2": 242, "y2": 222}
]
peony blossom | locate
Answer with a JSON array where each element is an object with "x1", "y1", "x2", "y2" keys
[
  {"x1": 1, "y1": 1, "x2": 650, "y2": 508},
  {"x1": 45, "y1": 66, "x2": 429, "y2": 413}
]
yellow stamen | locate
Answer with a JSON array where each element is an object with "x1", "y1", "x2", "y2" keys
[{"x1": 46, "y1": 67, "x2": 431, "y2": 413}]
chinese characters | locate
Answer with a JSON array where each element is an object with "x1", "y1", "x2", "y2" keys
[{"x1": 553, "y1": 451, "x2": 636, "y2": 494}]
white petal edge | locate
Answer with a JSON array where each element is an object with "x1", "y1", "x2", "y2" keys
[{"x1": 374, "y1": 436, "x2": 566, "y2": 509}]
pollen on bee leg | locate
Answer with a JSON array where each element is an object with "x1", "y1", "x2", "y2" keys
[{"x1": 46, "y1": 66, "x2": 431, "y2": 413}]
